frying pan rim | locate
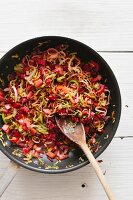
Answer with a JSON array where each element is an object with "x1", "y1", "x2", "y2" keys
[{"x1": 0, "y1": 36, "x2": 121, "y2": 173}]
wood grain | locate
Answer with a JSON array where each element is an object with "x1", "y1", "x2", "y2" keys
[
  {"x1": 0, "y1": 0, "x2": 133, "y2": 51},
  {"x1": 0, "y1": 138, "x2": 133, "y2": 200},
  {"x1": 0, "y1": 1, "x2": 133, "y2": 198}
]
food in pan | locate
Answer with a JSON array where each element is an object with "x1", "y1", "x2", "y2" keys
[{"x1": 0, "y1": 45, "x2": 111, "y2": 163}]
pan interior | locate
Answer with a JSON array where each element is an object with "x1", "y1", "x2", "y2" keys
[{"x1": 0, "y1": 36, "x2": 121, "y2": 173}]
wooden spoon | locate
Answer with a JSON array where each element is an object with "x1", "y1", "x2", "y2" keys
[{"x1": 55, "y1": 116, "x2": 116, "y2": 200}]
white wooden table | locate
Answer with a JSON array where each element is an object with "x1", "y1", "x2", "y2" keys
[{"x1": 0, "y1": 0, "x2": 133, "y2": 199}]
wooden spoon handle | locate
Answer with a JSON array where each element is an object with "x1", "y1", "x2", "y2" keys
[
  {"x1": 0, "y1": 161, "x2": 19, "y2": 197},
  {"x1": 80, "y1": 143, "x2": 116, "y2": 200}
]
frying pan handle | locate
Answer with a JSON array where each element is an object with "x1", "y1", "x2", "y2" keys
[{"x1": 0, "y1": 161, "x2": 19, "y2": 197}]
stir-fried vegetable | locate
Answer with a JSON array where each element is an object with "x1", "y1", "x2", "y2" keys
[{"x1": 0, "y1": 45, "x2": 111, "y2": 162}]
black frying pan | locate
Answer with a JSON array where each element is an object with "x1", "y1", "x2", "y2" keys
[{"x1": 0, "y1": 36, "x2": 121, "y2": 186}]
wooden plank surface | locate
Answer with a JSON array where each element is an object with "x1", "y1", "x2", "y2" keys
[
  {"x1": 0, "y1": 0, "x2": 133, "y2": 199},
  {"x1": 0, "y1": 138, "x2": 132, "y2": 200},
  {"x1": 0, "y1": 0, "x2": 133, "y2": 51}
]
